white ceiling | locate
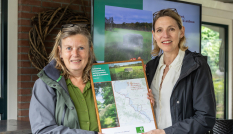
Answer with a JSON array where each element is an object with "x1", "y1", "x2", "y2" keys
[
  {"x1": 179, "y1": 0, "x2": 233, "y2": 12},
  {"x1": 214, "y1": 0, "x2": 233, "y2": 3}
]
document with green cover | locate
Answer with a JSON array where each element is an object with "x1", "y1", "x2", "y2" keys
[{"x1": 90, "y1": 59, "x2": 157, "y2": 134}]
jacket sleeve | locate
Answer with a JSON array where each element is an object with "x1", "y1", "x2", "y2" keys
[
  {"x1": 29, "y1": 79, "x2": 97, "y2": 134},
  {"x1": 164, "y1": 59, "x2": 216, "y2": 134}
]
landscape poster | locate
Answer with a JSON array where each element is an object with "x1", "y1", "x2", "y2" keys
[
  {"x1": 90, "y1": 60, "x2": 157, "y2": 134},
  {"x1": 93, "y1": 0, "x2": 201, "y2": 62},
  {"x1": 104, "y1": 6, "x2": 152, "y2": 63}
]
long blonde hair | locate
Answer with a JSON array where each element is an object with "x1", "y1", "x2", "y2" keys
[
  {"x1": 152, "y1": 8, "x2": 188, "y2": 56},
  {"x1": 49, "y1": 25, "x2": 96, "y2": 83}
]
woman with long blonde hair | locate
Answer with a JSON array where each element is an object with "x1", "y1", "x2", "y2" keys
[{"x1": 29, "y1": 25, "x2": 102, "y2": 134}]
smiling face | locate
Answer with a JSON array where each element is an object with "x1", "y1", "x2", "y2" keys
[
  {"x1": 58, "y1": 34, "x2": 89, "y2": 75},
  {"x1": 152, "y1": 16, "x2": 184, "y2": 55}
]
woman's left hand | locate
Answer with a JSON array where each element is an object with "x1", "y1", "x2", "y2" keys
[
  {"x1": 147, "y1": 89, "x2": 155, "y2": 106},
  {"x1": 143, "y1": 129, "x2": 165, "y2": 134}
]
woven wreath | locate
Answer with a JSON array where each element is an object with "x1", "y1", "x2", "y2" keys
[{"x1": 28, "y1": 0, "x2": 90, "y2": 70}]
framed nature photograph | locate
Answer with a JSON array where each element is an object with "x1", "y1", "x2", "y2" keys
[
  {"x1": 90, "y1": 60, "x2": 157, "y2": 134},
  {"x1": 104, "y1": 6, "x2": 152, "y2": 63}
]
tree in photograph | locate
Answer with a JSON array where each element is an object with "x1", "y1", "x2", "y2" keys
[
  {"x1": 105, "y1": 17, "x2": 114, "y2": 31},
  {"x1": 101, "y1": 83, "x2": 115, "y2": 105},
  {"x1": 95, "y1": 82, "x2": 119, "y2": 128}
]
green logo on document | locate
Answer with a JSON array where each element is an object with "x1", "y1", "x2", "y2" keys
[{"x1": 136, "y1": 126, "x2": 144, "y2": 133}]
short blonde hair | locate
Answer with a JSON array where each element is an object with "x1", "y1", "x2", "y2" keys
[
  {"x1": 152, "y1": 8, "x2": 188, "y2": 56},
  {"x1": 49, "y1": 25, "x2": 96, "y2": 83}
]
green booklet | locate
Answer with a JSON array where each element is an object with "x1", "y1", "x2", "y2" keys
[{"x1": 90, "y1": 59, "x2": 157, "y2": 134}]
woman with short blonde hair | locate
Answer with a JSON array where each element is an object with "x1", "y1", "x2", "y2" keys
[
  {"x1": 145, "y1": 8, "x2": 216, "y2": 134},
  {"x1": 151, "y1": 8, "x2": 188, "y2": 56}
]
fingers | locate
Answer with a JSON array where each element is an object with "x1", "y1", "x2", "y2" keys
[
  {"x1": 130, "y1": 58, "x2": 136, "y2": 60},
  {"x1": 130, "y1": 57, "x2": 142, "y2": 60},
  {"x1": 149, "y1": 88, "x2": 152, "y2": 93},
  {"x1": 147, "y1": 89, "x2": 155, "y2": 106},
  {"x1": 147, "y1": 89, "x2": 154, "y2": 97},
  {"x1": 147, "y1": 96, "x2": 155, "y2": 106},
  {"x1": 142, "y1": 130, "x2": 153, "y2": 134}
]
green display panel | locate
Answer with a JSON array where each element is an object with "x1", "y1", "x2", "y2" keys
[{"x1": 91, "y1": 64, "x2": 111, "y2": 83}]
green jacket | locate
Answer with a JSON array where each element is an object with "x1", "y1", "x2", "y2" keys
[{"x1": 29, "y1": 60, "x2": 97, "y2": 134}]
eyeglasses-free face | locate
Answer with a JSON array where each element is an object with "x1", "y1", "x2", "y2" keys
[{"x1": 58, "y1": 34, "x2": 90, "y2": 75}]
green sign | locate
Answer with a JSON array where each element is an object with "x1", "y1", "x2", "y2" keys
[
  {"x1": 136, "y1": 126, "x2": 144, "y2": 133},
  {"x1": 91, "y1": 64, "x2": 111, "y2": 83}
]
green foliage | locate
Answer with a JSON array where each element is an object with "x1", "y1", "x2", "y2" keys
[
  {"x1": 110, "y1": 66, "x2": 144, "y2": 80},
  {"x1": 201, "y1": 26, "x2": 219, "y2": 40},
  {"x1": 94, "y1": 82, "x2": 118, "y2": 128},
  {"x1": 201, "y1": 26, "x2": 221, "y2": 74},
  {"x1": 94, "y1": 82, "x2": 114, "y2": 106},
  {"x1": 97, "y1": 101, "x2": 104, "y2": 109},
  {"x1": 102, "y1": 87, "x2": 115, "y2": 105},
  {"x1": 99, "y1": 104, "x2": 118, "y2": 128},
  {"x1": 201, "y1": 26, "x2": 224, "y2": 119},
  {"x1": 113, "y1": 22, "x2": 152, "y2": 31},
  {"x1": 213, "y1": 79, "x2": 224, "y2": 119}
]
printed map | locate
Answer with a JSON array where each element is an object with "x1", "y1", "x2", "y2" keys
[{"x1": 112, "y1": 78, "x2": 154, "y2": 126}]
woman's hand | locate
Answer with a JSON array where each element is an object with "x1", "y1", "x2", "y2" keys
[
  {"x1": 130, "y1": 57, "x2": 146, "y2": 71},
  {"x1": 143, "y1": 129, "x2": 165, "y2": 134},
  {"x1": 98, "y1": 132, "x2": 103, "y2": 134},
  {"x1": 147, "y1": 89, "x2": 155, "y2": 106},
  {"x1": 130, "y1": 57, "x2": 141, "y2": 60}
]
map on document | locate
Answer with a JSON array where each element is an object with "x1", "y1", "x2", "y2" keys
[{"x1": 112, "y1": 79, "x2": 154, "y2": 126}]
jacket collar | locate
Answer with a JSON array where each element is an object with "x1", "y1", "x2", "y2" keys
[
  {"x1": 39, "y1": 59, "x2": 69, "y2": 94},
  {"x1": 151, "y1": 50, "x2": 200, "y2": 81},
  {"x1": 152, "y1": 49, "x2": 200, "y2": 79},
  {"x1": 43, "y1": 59, "x2": 60, "y2": 81},
  {"x1": 178, "y1": 50, "x2": 200, "y2": 81},
  {"x1": 168, "y1": 49, "x2": 200, "y2": 98}
]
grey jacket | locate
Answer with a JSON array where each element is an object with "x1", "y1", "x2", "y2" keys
[
  {"x1": 29, "y1": 60, "x2": 97, "y2": 134},
  {"x1": 146, "y1": 50, "x2": 216, "y2": 134}
]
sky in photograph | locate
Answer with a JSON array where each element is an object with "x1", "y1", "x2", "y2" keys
[
  {"x1": 105, "y1": 5, "x2": 152, "y2": 24},
  {"x1": 95, "y1": 87, "x2": 104, "y2": 103}
]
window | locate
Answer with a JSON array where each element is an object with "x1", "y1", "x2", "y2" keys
[
  {"x1": 201, "y1": 22, "x2": 228, "y2": 119},
  {"x1": 0, "y1": 0, "x2": 7, "y2": 120},
  {"x1": 0, "y1": 0, "x2": 1, "y2": 98}
]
